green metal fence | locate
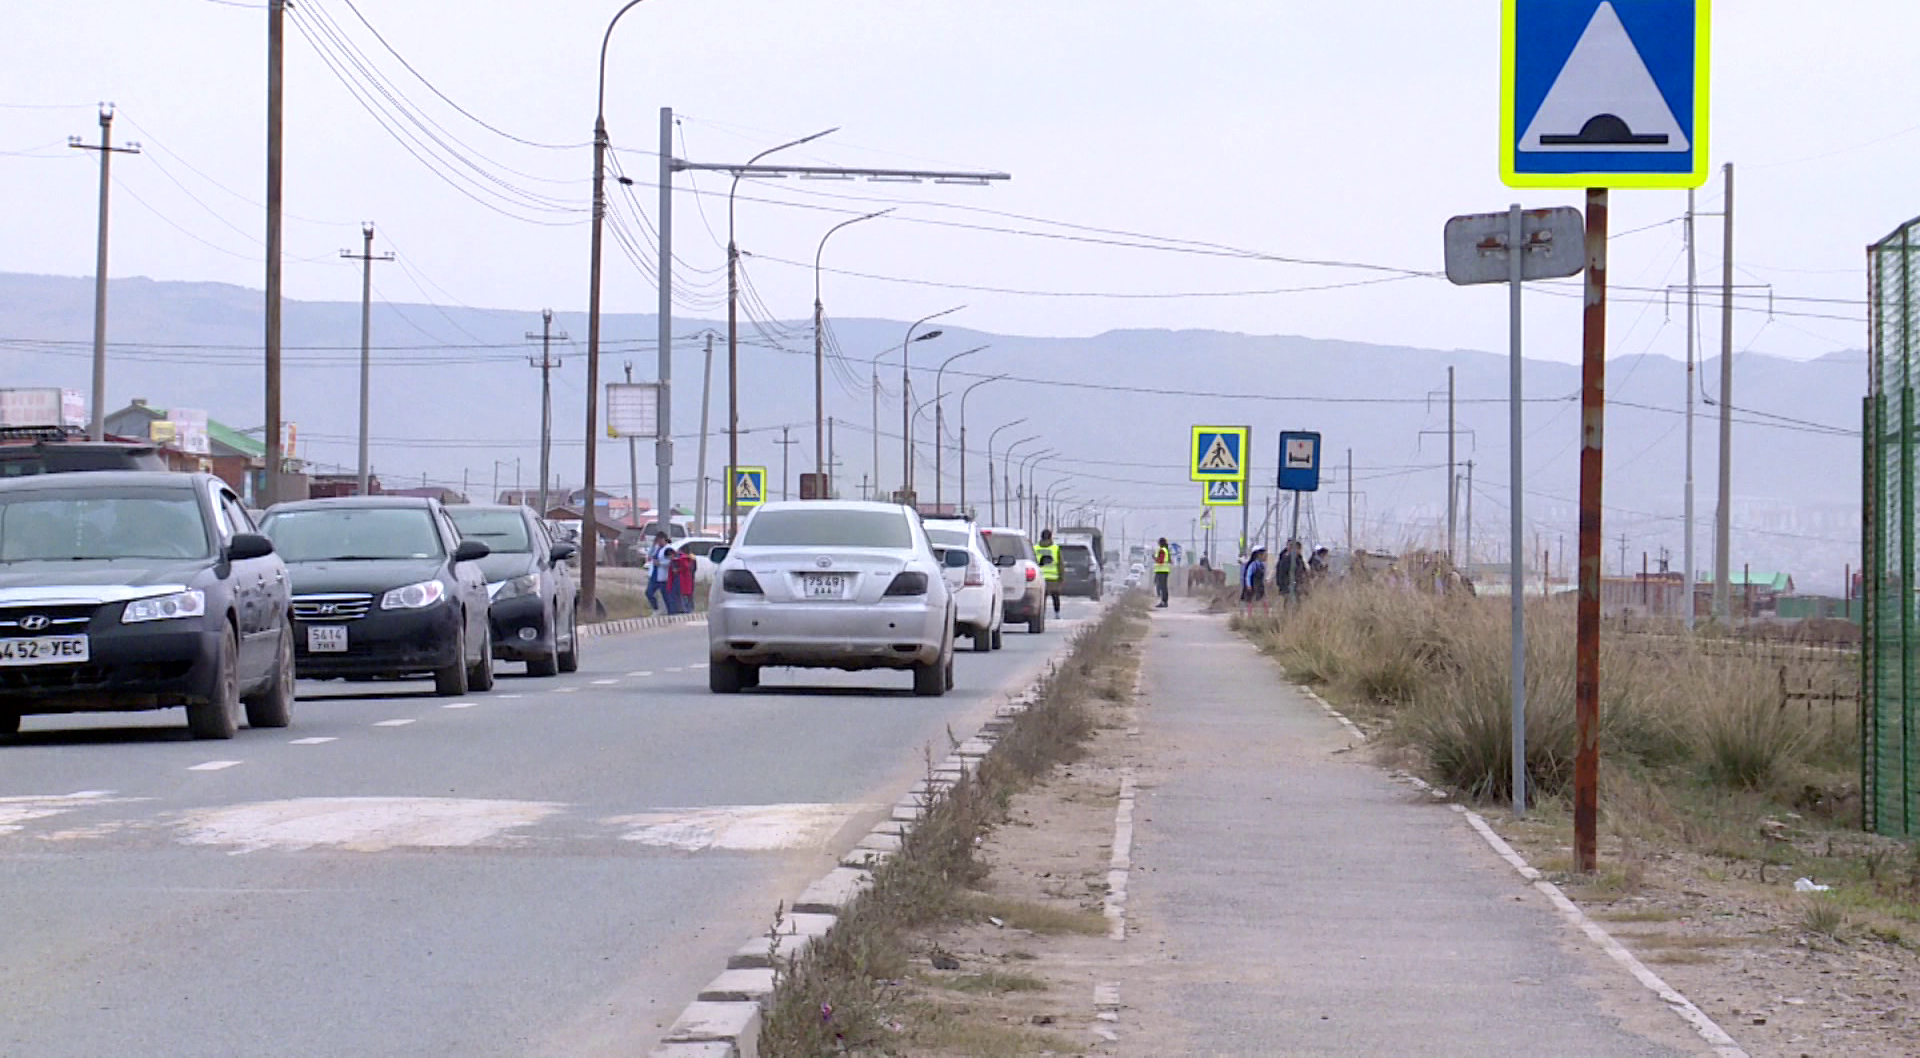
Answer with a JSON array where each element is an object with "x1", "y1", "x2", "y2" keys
[{"x1": 1865, "y1": 217, "x2": 1920, "y2": 838}]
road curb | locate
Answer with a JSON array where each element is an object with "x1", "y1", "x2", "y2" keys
[
  {"x1": 647, "y1": 601, "x2": 1113, "y2": 1058},
  {"x1": 581, "y1": 612, "x2": 705, "y2": 639}
]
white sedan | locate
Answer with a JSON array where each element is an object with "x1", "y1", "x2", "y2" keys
[
  {"x1": 706, "y1": 501, "x2": 964, "y2": 696},
  {"x1": 923, "y1": 517, "x2": 1005, "y2": 653}
]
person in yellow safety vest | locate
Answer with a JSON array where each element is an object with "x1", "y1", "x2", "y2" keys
[
  {"x1": 1152, "y1": 537, "x2": 1173, "y2": 609},
  {"x1": 1034, "y1": 528, "x2": 1063, "y2": 617}
]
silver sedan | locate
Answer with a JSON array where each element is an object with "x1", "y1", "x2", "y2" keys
[{"x1": 706, "y1": 501, "x2": 965, "y2": 696}]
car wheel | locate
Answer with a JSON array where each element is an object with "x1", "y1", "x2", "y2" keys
[
  {"x1": 242, "y1": 624, "x2": 295, "y2": 729},
  {"x1": 187, "y1": 626, "x2": 243, "y2": 740},
  {"x1": 912, "y1": 656, "x2": 947, "y2": 697},
  {"x1": 557, "y1": 607, "x2": 581, "y2": 673},
  {"x1": 740, "y1": 665, "x2": 761, "y2": 689},
  {"x1": 468, "y1": 622, "x2": 496, "y2": 691},
  {"x1": 710, "y1": 657, "x2": 746, "y2": 694},
  {"x1": 0, "y1": 712, "x2": 19, "y2": 736},
  {"x1": 991, "y1": 626, "x2": 1004, "y2": 650},
  {"x1": 434, "y1": 621, "x2": 470, "y2": 697},
  {"x1": 528, "y1": 606, "x2": 562, "y2": 676},
  {"x1": 943, "y1": 650, "x2": 955, "y2": 692},
  {"x1": 1029, "y1": 606, "x2": 1046, "y2": 634},
  {"x1": 971, "y1": 626, "x2": 992, "y2": 653}
]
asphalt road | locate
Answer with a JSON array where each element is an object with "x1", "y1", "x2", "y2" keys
[{"x1": 0, "y1": 599, "x2": 1101, "y2": 1058}]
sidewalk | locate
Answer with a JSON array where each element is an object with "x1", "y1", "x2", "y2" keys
[{"x1": 1112, "y1": 602, "x2": 1718, "y2": 1058}]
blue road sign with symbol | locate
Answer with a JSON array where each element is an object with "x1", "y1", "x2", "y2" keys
[{"x1": 1278, "y1": 432, "x2": 1321, "y2": 492}]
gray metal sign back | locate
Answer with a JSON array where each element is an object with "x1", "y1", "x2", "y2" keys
[{"x1": 1443, "y1": 207, "x2": 1587, "y2": 286}]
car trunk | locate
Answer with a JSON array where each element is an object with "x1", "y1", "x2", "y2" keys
[{"x1": 737, "y1": 549, "x2": 914, "y2": 605}]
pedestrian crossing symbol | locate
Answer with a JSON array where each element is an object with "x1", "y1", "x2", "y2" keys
[
  {"x1": 729, "y1": 466, "x2": 767, "y2": 508},
  {"x1": 1190, "y1": 426, "x2": 1249, "y2": 482},
  {"x1": 1501, "y1": 0, "x2": 1710, "y2": 190},
  {"x1": 1203, "y1": 478, "x2": 1244, "y2": 507}
]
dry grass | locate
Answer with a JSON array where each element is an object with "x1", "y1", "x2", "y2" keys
[
  {"x1": 937, "y1": 970, "x2": 1050, "y2": 995},
  {"x1": 894, "y1": 1002, "x2": 1079, "y2": 1057},
  {"x1": 960, "y1": 892, "x2": 1108, "y2": 936}
]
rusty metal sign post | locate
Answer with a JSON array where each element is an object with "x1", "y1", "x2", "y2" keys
[{"x1": 1574, "y1": 191, "x2": 1609, "y2": 873}]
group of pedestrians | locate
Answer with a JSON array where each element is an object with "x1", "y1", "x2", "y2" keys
[
  {"x1": 1240, "y1": 539, "x2": 1328, "y2": 616},
  {"x1": 643, "y1": 532, "x2": 699, "y2": 615}
]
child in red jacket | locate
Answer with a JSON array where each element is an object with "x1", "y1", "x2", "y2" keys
[{"x1": 669, "y1": 548, "x2": 698, "y2": 614}]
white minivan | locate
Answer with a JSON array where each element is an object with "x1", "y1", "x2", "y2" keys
[
  {"x1": 922, "y1": 517, "x2": 1005, "y2": 652},
  {"x1": 978, "y1": 526, "x2": 1048, "y2": 633}
]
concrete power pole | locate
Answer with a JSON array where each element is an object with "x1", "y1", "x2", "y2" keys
[
  {"x1": 70, "y1": 105, "x2": 139, "y2": 441},
  {"x1": 775, "y1": 425, "x2": 799, "y2": 501},
  {"x1": 526, "y1": 309, "x2": 566, "y2": 513},
  {"x1": 1713, "y1": 163, "x2": 1735, "y2": 623},
  {"x1": 1446, "y1": 366, "x2": 1457, "y2": 562},
  {"x1": 695, "y1": 333, "x2": 715, "y2": 531},
  {"x1": 340, "y1": 224, "x2": 392, "y2": 496},
  {"x1": 264, "y1": 0, "x2": 286, "y2": 501},
  {"x1": 624, "y1": 362, "x2": 641, "y2": 530},
  {"x1": 1345, "y1": 447, "x2": 1354, "y2": 553}
]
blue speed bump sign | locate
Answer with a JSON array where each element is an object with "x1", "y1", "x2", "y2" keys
[
  {"x1": 1277, "y1": 432, "x2": 1322, "y2": 492},
  {"x1": 1502, "y1": 0, "x2": 1710, "y2": 190},
  {"x1": 729, "y1": 466, "x2": 767, "y2": 508},
  {"x1": 1190, "y1": 426, "x2": 1248, "y2": 482},
  {"x1": 1202, "y1": 478, "x2": 1244, "y2": 507}
]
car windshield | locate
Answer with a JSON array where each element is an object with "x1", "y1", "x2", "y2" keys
[
  {"x1": 0, "y1": 491, "x2": 210, "y2": 562},
  {"x1": 262, "y1": 507, "x2": 444, "y2": 561},
  {"x1": 981, "y1": 532, "x2": 1032, "y2": 563},
  {"x1": 741, "y1": 509, "x2": 913, "y2": 548},
  {"x1": 448, "y1": 508, "x2": 531, "y2": 553}
]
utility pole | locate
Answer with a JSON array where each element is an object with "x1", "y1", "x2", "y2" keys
[
  {"x1": 1619, "y1": 532, "x2": 1628, "y2": 577},
  {"x1": 264, "y1": 0, "x2": 286, "y2": 501},
  {"x1": 339, "y1": 224, "x2": 391, "y2": 495},
  {"x1": 1447, "y1": 366, "x2": 1457, "y2": 561},
  {"x1": 775, "y1": 425, "x2": 799, "y2": 501},
  {"x1": 526, "y1": 309, "x2": 566, "y2": 513},
  {"x1": 1345, "y1": 447, "x2": 1355, "y2": 553},
  {"x1": 1684, "y1": 188, "x2": 1697, "y2": 631},
  {"x1": 827, "y1": 417, "x2": 838, "y2": 499},
  {"x1": 624, "y1": 362, "x2": 641, "y2": 529},
  {"x1": 70, "y1": 105, "x2": 139, "y2": 441},
  {"x1": 695, "y1": 333, "x2": 714, "y2": 531},
  {"x1": 1463, "y1": 460, "x2": 1474, "y2": 571},
  {"x1": 860, "y1": 473, "x2": 870, "y2": 501},
  {"x1": 1713, "y1": 162, "x2": 1735, "y2": 623},
  {"x1": 654, "y1": 107, "x2": 675, "y2": 542}
]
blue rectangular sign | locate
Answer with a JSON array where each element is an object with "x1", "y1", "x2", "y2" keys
[{"x1": 1277, "y1": 432, "x2": 1321, "y2": 493}]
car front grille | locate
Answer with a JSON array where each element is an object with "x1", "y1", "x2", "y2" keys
[
  {"x1": 292, "y1": 593, "x2": 374, "y2": 622},
  {"x1": 0, "y1": 659, "x2": 194, "y2": 692},
  {"x1": 0, "y1": 604, "x2": 95, "y2": 638}
]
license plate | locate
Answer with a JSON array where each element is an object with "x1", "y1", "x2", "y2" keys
[
  {"x1": 802, "y1": 573, "x2": 848, "y2": 599},
  {"x1": 307, "y1": 625, "x2": 348, "y2": 653},
  {"x1": 0, "y1": 636, "x2": 89, "y2": 666}
]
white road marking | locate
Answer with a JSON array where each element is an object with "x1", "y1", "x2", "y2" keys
[
  {"x1": 188, "y1": 760, "x2": 243, "y2": 772},
  {"x1": 442, "y1": 702, "x2": 477, "y2": 709},
  {"x1": 372, "y1": 719, "x2": 416, "y2": 727},
  {"x1": 627, "y1": 671, "x2": 653, "y2": 677},
  {"x1": 1104, "y1": 768, "x2": 1136, "y2": 940},
  {"x1": 689, "y1": 663, "x2": 709, "y2": 670},
  {"x1": 555, "y1": 686, "x2": 580, "y2": 694},
  {"x1": 177, "y1": 796, "x2": 563, "y2": 853},
  {"x1": 663, "y1": 666, "x2": 685, "y2": 673},
  {"x1": 606, "y1": 803, "x2": 880, "y2": 852},
  {"x1": 590, "y1": 679, "x2": 619, "y2": 686},
  {"x1": 496, "y1": 693, "x2": 524, "y2": 699},
  {"x1": 0, "y1": 792, "x2": 136, "y2": 834},
  {"x1": 288, "y1": 737, "x2": 337, "y2": 745}
]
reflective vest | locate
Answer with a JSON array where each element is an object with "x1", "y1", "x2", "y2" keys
[
  {"x1": 1153, "y1": 547, "x2": 1172, "y2": 574},
  {"x1": 1034, "y1": 542, "x2": 1062, "y2": 582}
]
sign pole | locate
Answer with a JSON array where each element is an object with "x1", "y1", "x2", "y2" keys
[
  {"x1": 1241, "y1": 434, "x2": 1253, "y2": 562},
  {"x1": 1508, "y1": 203, "x2": 1529, "y2": 819},
  {"x1": 1288, "y1": 490, "x2": 1302, "y2": 605},
  {"x1": 1574, "y1": 188, "x2": 1608, "y2": 874}
]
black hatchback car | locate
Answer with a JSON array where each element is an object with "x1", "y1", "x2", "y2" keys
[
  {"x1": 260, "y1": 496, "x2": 494, "y2": 696},
  {"x1": 447, "y1": 505, "x2": 580, "y2": 677},
  {"x1": 0, "y1": 471, "x2": 294, "y2": 740}
]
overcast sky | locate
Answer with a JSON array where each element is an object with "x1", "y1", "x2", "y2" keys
[{"x1": 1, "y1": 1, "x2": 1909, "y2": 365}]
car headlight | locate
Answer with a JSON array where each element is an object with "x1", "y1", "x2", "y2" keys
[
  {"x1": 122, "y1": 590, "x2": 206, "y2": 624},
  {"x1": 491, "y1": 574, "x2": 538, "y2": 601},
  {"x1": 381, "y1": 579, "x2": 447, "y2": 610}
]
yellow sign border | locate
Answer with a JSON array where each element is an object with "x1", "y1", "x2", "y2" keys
[
  {"x1": 727, "y1": 465, "x2": 768, "y2": 508},
  {"x1": 1499, "y1": 0, "x2": 1712, "y2": 191},
  {"x1": 1202, "y1": 479, "x2": 1246, "y2": 508},
  {"x1": 1190, "y1": 425, "x2": 1250, "y2": 482}
]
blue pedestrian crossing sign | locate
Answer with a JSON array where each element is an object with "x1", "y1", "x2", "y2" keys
[
  {"x1": 1277, "y1": 431, "x2": 1322, "y2": 493},
  {"x1": 728, "y1": 466, "x2": 767, "y2": 508},
  {"x1": 1202, "y1": 478, "x2": 1244, "y2": 508},
  {"x1": 1502, "y1": 0, "x2": 1710, "y2": 190},
  {"x1": 1190, "y1": 426, "x2": 1249, "y2": 482}
]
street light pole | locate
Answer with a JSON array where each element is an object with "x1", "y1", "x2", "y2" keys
[
  {"x1": 813, "y1": 209, "x2": 891, "y2": 482},
  {"x1": 728, "y1": 127, "x2": 837, "y2": 537},
  {"x1": 900, "y1": 307, "x2": 963, "y2": 499},
  {"x1": 1001, "y1": 434, "x2": 1039, "y2": 526},
  {"x1": 1019, "y1": 450, "x2": 1055, "y2": 532},
  {"x1": 985, "y1": 420, "x2": 1028, "y2": 525},
  {"x1": 957, "y1": 376, "x2": 1004, "y2": 516},
  {"x1": 933, "y1": 345, "x2": 989, "y2": 510}
]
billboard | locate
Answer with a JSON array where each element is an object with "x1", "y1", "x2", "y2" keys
[{"x1": 0, "y1": 388, "x2": 86, "y2": 429}]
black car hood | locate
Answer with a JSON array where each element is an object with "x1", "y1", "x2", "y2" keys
[
  {"x1": 476, "y1": 552, "x2": 537, "y2": 584},
  {"x1": 0, "y1": 560, "x2": 209, "y2": 605},
  {"x1": 283, "y1": 558, "x2": 445, "y2": 594}
]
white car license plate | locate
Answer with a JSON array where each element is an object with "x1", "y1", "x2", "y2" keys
[
  {"x1": 802, "y1": 573, "x2": 848, "y2": 598},
  {"x1": 307, "y1": 625, "x2": 349, "y2": 653},
  {"x1": 0, "y1": 636, "x2": 89, "y2": 666}
]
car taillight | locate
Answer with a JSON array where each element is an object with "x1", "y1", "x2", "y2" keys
[
  {"x1": 964, "y1": 562, "x2": 985, "y2": 587},
  {"x1": 884, "y1": 572, "x2": 929, "y2": 596},
  {"x1": 1024, "y1": 567, "x2": 1037, "y2": 582},
  {"x1": 721, "y1": 570, "x2": 763, "y2": 594}
]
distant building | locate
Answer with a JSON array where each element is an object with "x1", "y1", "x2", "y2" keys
[
  {"x1": 385, "y1": 485, "x2": 467, "y2": 505},
  {"x1": 103, "y1": 399, "x2": 268, "y2": 502}
]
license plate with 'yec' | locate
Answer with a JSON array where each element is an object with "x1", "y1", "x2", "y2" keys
[
  {"x1": 307, "y1": 626, "x2": 348, "y2": 653},
  {"x1": 802, "y1": 573, "x2": 847, "y2": 598},
  {"x1": 0, "y1": 636, "x2": 89, "y2": 666}
]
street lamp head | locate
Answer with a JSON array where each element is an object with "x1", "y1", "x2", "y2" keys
[{"x1": 916, "y1": 330, "x2": 943, "y2": 343}]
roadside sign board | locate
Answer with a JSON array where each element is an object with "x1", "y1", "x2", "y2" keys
[
  {"x1": 1277, "y1": 431, "x2": 1322, "y2": 492},
  {"x1": 1202, "y1": 478, "x2": 1244, "y2": 507},
  {"x1": 1190, "y1": 426, "x2": 1249, "y2": 482},
  {"x1": 0, "y1": 388, "x2": 85, "y2": 429},
  {"x1": 606, "y1": 382, "x2": 662, "y2": 439},
  {"x1": 1444, "y1": 207, "x2": 1588, "y2": 286},
  {"x1": 166, "y1": 408, "x2": 210, "y2": 455},
  {"x1": 1501, "y1": 0, "x2": 1710, "y2": 189},
  {"x1": 727, "y1": 466, "x2": 767, "y2": 508}
]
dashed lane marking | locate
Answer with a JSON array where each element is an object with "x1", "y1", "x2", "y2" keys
[
  {"x1": 288, "y1": 737, "x2": 337, "y2": 745},
  {"x1": 187, "y1": 760, "x2": 243, "y2": 771},
  {"x1": 555, "y1": 686, "x2": 580, "y2": 694},
  {"x1": 591, "y1": 679, "x2": 619, "y2": 686},
  {"x1": 442, "y1": 702, "x2": 477, "y2": 709},
  {"x1": 372, "y1": 719, "x2": 416, "y2": 727},
  {"x1": 627, "y1": 671, "x2": 653, "y2": 677},
  {"x1": 496, "y1": 693, "x2": 523, "y2": 700}
]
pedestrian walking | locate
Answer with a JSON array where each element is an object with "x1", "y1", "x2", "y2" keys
[
  {"x1": 1034, "y1": 528, "x2": 1063, "y2": 617},
  {"x1": 1275, "y1": 538, "x2": 1308, "y2": 601},
  {"x1": 1241, "y1": 546, "x2": 1270, "y2": 617},
  {"x1": 644, "y1": 532, "x2": 671, "y2": 615},
  {"x1": 669, "y1": 546, "x2": 697, "y2": 614},
  {"x1": 1153, "y1": 537, "x2": 1173, "y2": 608}
]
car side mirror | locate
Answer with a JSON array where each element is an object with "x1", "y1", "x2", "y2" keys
[
  {"x1": 707, "y1": 545, "x2": 731, "y2": 565},
  {"x1": 943, "y1": 548, "x2": 971, "y2": 569},
  {"x1": 453, "y1": 539, "x2": 491, "y2": 563},
  {"x1": 227, "y1": 532, "x2": 275, "y2": 562},
  {"x1": 993, "y1": 554, "x2": 1016, "y2": 568},
  {"x1": 550, "y1": 542, "x2": 577, "y2": 563}
]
